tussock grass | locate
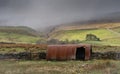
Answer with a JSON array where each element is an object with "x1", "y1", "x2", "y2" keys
[{"x1": 0, "y1": 60, "x2": 119, "y2": 74}]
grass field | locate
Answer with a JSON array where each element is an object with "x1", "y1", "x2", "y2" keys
[
  {"x1": 49, "y1": 28, "x2": 120, "y2": 46},
  {"x1": 0, "y1": 26, "x2": 41, "y2": 43},
  {"x1": 0, "y1": 25, "x2": 120, "y2": 74},
  {"x1": 102, "y1": 37, "x2": 120, "y2": 45},
  {"x1": 0, "y1": 60, "x2": 120, "y2": 74},
  {"x1": 50, "y1": 29, "x2": 118, "y2": 41},
  {"x1": 0, "y1": 45, "x2": 119, "y2": 74},
  {"x1": 0, "y1": 32, "x2": 40, "y2": 43}
]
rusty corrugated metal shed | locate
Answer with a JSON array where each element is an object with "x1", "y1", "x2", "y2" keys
[{"x1": 46, "y1": 44, "x2": 92, "y2": 61}]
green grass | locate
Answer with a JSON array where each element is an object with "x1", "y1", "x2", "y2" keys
[
  {"x1": 92, "y1": 45, "x2": 120, "y2": 52},
  {"x1": 0, "y1": 60, "x2": 120, "y2": 74},
  {"x1": 0, "y1": 32, "x2": 40, "y2": 43},
  {"x1": 102, "y1": 37, "x2": 120, "y2": 45},
  {"x1": 50, "y1": 28, "x2": 120, "y2": 46},
  {"x1": 0, "y1": 26, "x2": 38, "y2": 36},
  {"x1": 50, "y1": 29, "x2": 118, "y2": 41},
  {"x1": 81, "y1": 41, "x2": 116, "y2": 46}
]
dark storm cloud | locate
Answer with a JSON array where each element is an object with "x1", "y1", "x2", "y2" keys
[{"x1": 0, "y1": 0, "x2": 120, "y2": 30}]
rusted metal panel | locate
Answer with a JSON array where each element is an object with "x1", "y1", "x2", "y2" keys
[
  {"x1": 84, "y1": 45, "x2": 92, "y2": 60},
  {"x1": 46, "y1": 45, "x2": 76, "y2": 60},
  {"x1": 46, "y1": 44, "x2": 92, "y2": 61},
  {"x1": 66, "y1": 46, "x2": 76, "y2": 60}
]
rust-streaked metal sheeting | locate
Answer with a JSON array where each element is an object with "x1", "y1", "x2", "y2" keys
[{"x1": 46, "y1": 44, "x2": 92, "y2": 61}]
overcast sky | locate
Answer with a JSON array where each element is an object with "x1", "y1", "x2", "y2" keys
[{"x1": 0, "y1": 0, "x2": 120, "y2": 29}]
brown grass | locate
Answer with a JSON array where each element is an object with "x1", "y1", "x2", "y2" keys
[{"x1": 0, "y1": 60, "x2": 119, "y2": 74}]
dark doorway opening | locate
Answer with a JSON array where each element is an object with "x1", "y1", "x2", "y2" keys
[{"x1": 76, "y1": 47, "x2": 85, "y2": 60}]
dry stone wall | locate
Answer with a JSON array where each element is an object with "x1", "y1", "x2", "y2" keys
[
  {"x1": 92, "y1": 51, "x2": 120, "y2": 60},
  {"x1": 0, "y1": 52, "x2": 46, "y2": 60},
  {"x1": 0, "y1": 51, "x2": 120, "y2": 60}
]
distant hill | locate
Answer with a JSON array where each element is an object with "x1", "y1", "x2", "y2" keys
[
  {"x1": 0, "y1": 26, "x2": 39, "y2": 37},
  {"x1": 0, "y1": 26, "x2": 41, "y2": 43},
  {"x1": 48, "y1": 12, "x2": 120, "y2": 35},
  {"x1": 40, "y1": 12, "x2": 120, "y2": 46},
  {"x1": 48, "y1": 22, "x2": 120, "y2": 46},
  {"x1": 49, "y1": 22, "x2": 120, "y2": 35}
]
